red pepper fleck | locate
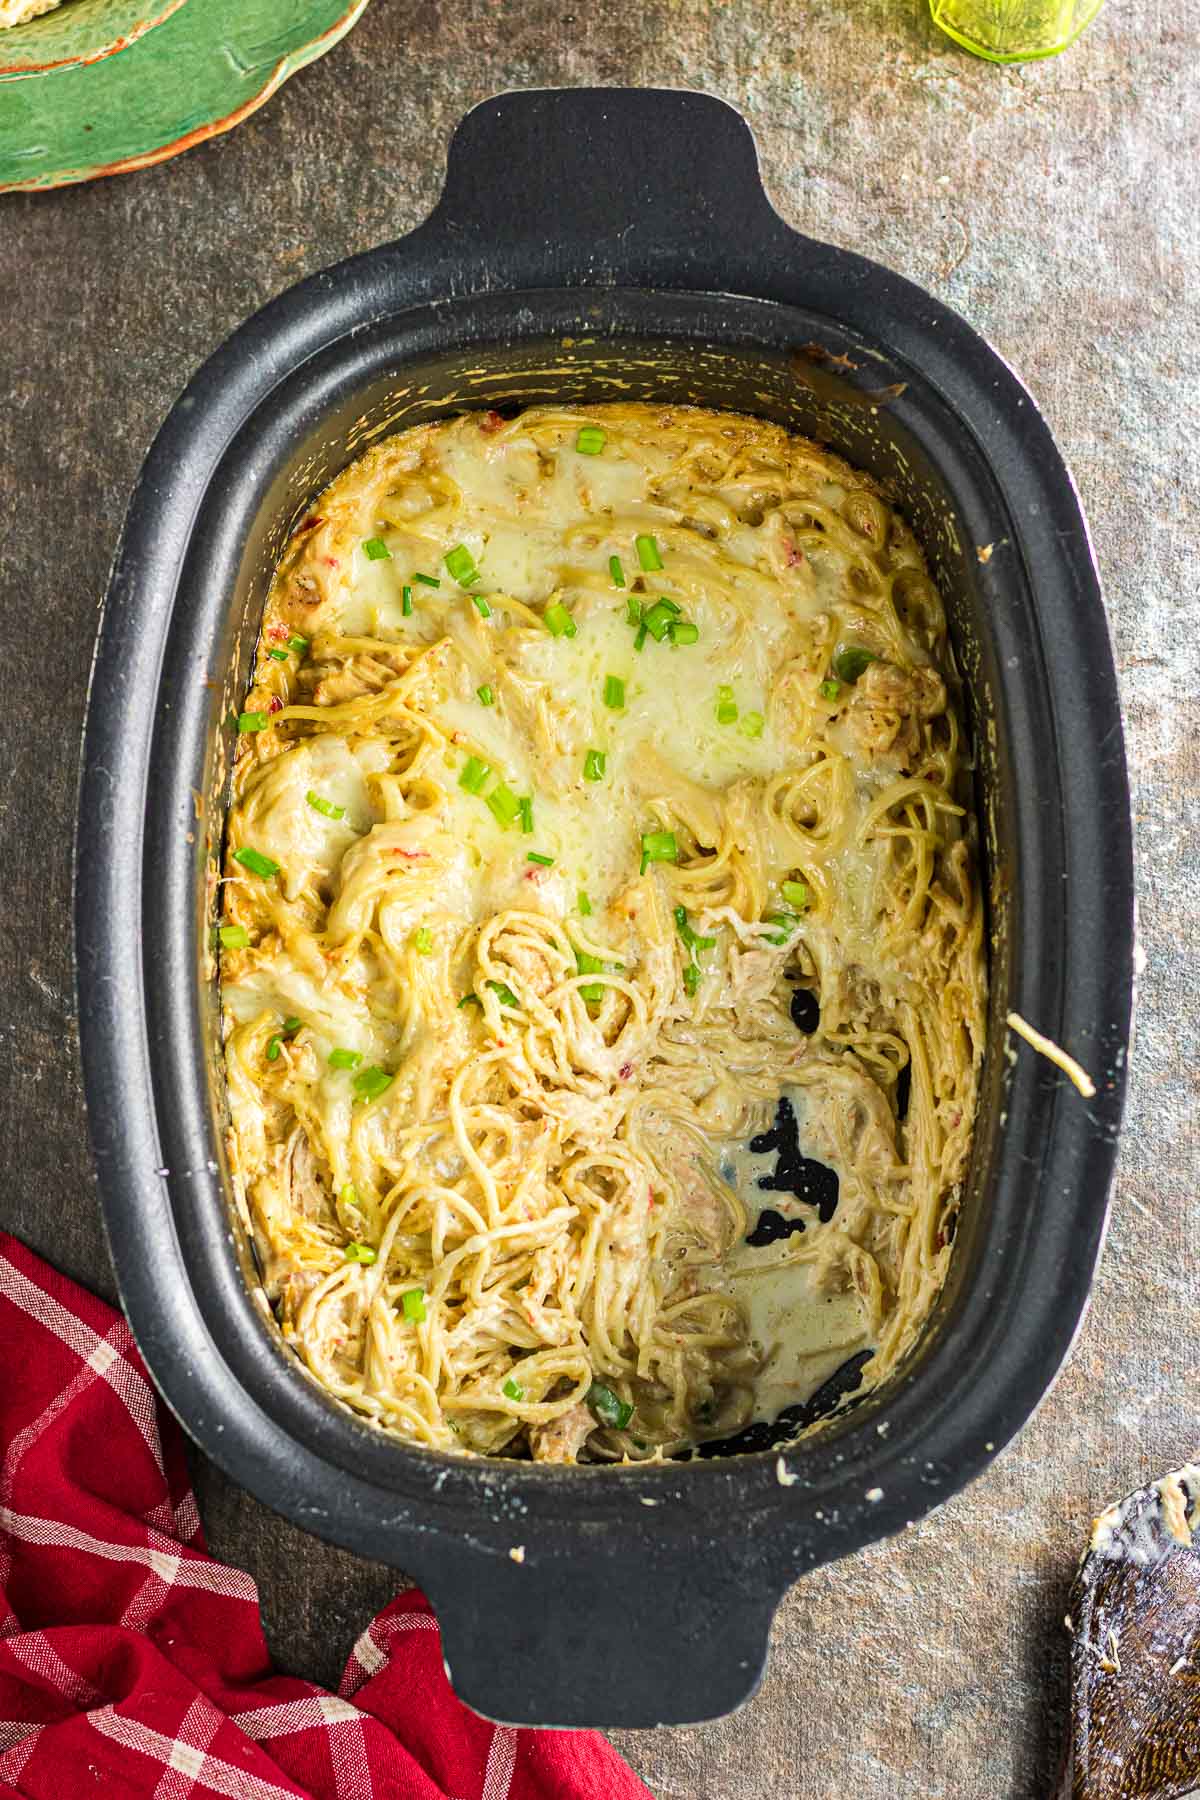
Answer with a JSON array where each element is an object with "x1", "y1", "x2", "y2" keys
[
  {"x1": 324, "y1": 557, "x2": 339, "y2": 569},
  {"x1": 300, "y1": 514, "x2": 323, "y2": 531},
  {"x1": 268, "y1": 623, "x2": 288, "y2": 641},
  {"x1": 267, "y1": 696, "x2": 283, "y2": 714},
  {"x1": 619, "y1": 1063, "x2": 633, "y2": 1080},
  {"x1": 785, "y1": 540, "x2": 805, "y2": 567},
  {"x1": 480, "y1": 410, "x2": 505, "y2": 433},
  {"x1": 525, "y1": 868, "x2": 546, "y2": 885},
  {"x1": 392, "y1": 849, "x2": 429, "y2": 861}
]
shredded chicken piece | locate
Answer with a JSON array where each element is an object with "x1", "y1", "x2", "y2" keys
[
  {"x1": 730, "y1": 947, "x2": 783, "y2": 1009},
  {"x1": 287, "y1": 1131, "x2": 333, "y2": 1225},
  {"x1": 530, "y1": 1402, "x2": 594, "y2": 1464},
  {"x1": 278, "y1": 1266, "x2": 324, "y2": 1330},
  {"x1": 847, "y1": 660, "x2": 945, "y2": 764}
]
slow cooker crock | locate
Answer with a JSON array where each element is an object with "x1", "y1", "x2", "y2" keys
[{"x1": 75, "y1": 87, "x2": 1134, "y2": 1728}]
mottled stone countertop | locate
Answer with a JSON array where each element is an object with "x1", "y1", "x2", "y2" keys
[{"x1": 1, "y1": 1, "x2": 1196, "y2": 1793}]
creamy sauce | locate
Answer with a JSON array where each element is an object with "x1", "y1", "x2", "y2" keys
[{"x1": 720, "y1": 1100, "x2": 870, "y2": 1423}]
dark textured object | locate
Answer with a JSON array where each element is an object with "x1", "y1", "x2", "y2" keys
[
  {"x1": 746, "y1": 1207, "x2": 807, "y2": 1247},
  {"x1": 74, "y1": 86, "x2": 1133, "y2": 1731},
  {"x1": 789, "y1": 985, "x2": 820, "y2": 1035},
  {"x1": 750, "y1": 1096, "x2": 841, "y2": 1222},
  {"x1": 1062, "y1": 1466, "x2": 1200, "y2": 1800},
  {"x1": 697, "y1": 1350, "x2": 876, "y2": 1461}
]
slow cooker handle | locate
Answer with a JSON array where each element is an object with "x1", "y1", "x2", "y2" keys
[
  {"x1": 425, "y1": 1533, "x2": 783, "y2": 1728},
  {"x1": 418, "y1": 86, "x2": 791, "y2": 280}
]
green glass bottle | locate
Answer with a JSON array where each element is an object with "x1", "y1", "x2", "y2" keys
[{"x1": 930, "y1": 0, "x2": 1104, "y2": 61}]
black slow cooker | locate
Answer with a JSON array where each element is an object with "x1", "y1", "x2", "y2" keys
[{"x1": 75, "y1": 88, "x2": 1134, "y2": 1729}]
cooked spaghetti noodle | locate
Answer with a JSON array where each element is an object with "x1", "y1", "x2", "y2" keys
[{"x1": 219, "y1": 403, "x2": 986, "y2": 1462}]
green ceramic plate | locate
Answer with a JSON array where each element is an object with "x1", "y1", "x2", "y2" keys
[
  {"x1": 0, "y1": 0, "x2": 370, "y2": 191},
  {"x1": 0, "y1": 0, "x2": 187, "y2": 79}
]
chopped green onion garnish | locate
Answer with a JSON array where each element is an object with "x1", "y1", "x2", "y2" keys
[
  {"x1": 477, "y1": 685, "x2": 495, "y2": 706},
  {"x1": 578, "y1": 891, "x2": 593, "y2": 916},
  {"x1": 583, "y1": 748, "x2": 606, "y2": 783},
  {"x1": 527, "y1": 852, "x2": 554, "y2": 867},
  {"x1": 831, "y1": 646, "x2": 876, "y2": 684},
  {"x1": 574, "y1": 945, "x2": 606, "y2": 1003},
  {"x1": 819, "y1": 677, "x2": 841, "y2": 701},
  {"x1": 306, "y1": 790, "x2": 345, "y2": 821},
  {"x1": 576, "y1": 426, "x2": 606, "y2": 455},
  {"x1": 268, "y1": 647, "x2": 289, "y2": 662},
  {"x1": 459, "y1": 756, "x2": 491, "y2": 794},
  {"x1": 716, "y1": 684, "x2": 734, "y2": 703},
  {"x1": 486, "y1": 979, "x2": 519, "y2": 1008},
  {"x1": 218, "y1": 924, "x2": 249, "y2": 950},
  {"x1": 669, "y1": 619, "x2": 699, "y2": 646},
  {"x1": 544, "y1": 601, "x2": 577, "y2": 638},
  {"x1": 362, "y1": 538, "x2": 391, "y2": 561},
  {"x1": 232, "y1": 846, "x2": 279, "y2": 879},
  {"x1": 340, "y1": 1182, "x2": 359, "y2": 1210},
  {"x1": 633, "y1": 621, "x2": 648, "y2": 652},
  {"x1": 329, "y1": 1047, "x2": 363, "y2": 1070},
  {"x1": 716, "y1": 694, "x2": 738, "y2": 725},
  {"x1": 674, "y1": 906, "x2": 716, "y2": 954},
  {"x1": 518, "y1": 795, "x2": 534, "y2": 835},
  {"x1": 471, "y1": 594, "x2": 492, "y2": 619},
  {"x1": 414, "y1": 571, "x2": 440, "y2": 588},
  {"x1": 344, "y1": 1241, "x2": 378, "y2": 1264},
  {"x1": 586, "y1": 1381, "x2": 633, "y2": 1430},
  {"x1": 641, "y1": 600, "x2": 677, "y2": 642},
  {"x1": 486, "y1": 782, "x2": 522, "y2": 828},
  {"x1": 503, "y1": 1376, "x2": 524, "y2": 1400},
  {"x1": 402, "y1": 586, "x2": 414, "y2": 617},
  {"x1": 610, "y1": 555, "x2": 627, "y2": 588},
  {"x1": 444, "y1": 544, "x2": 479, "y2": 586},
  {"x1": 353, "y1": 1066, "x2": 393, "y2": 1103},
  {"x1": 740, "y1": 711, "x2": 765, "y2": 739},
  {"x1": 763, "y1": 912, "x2": 798, "y2": 946},
  {"x1": 603, "y1": 675, "x2": 625, "y2": 710},
  {"x1": 625, "y1": 595, "x2": 641, "y2": 627},
  {"x1": 781, "y1": 879, "x2": 810, "y2": 909},
  {"x1": 639, "y1": 830, "x2": 678, "y2": 875},
  {"x1": 238, "y1": 711, "x2": 269, "y2": 734},
  {"x1": 656, "y1": 597, "x2": 681, "y2": 615},
  {"x1": 635, "y1": 534, "x2": 663, "y2": 573},
  {"x1": 402, "y1": 1287, "x2": 426, "y2": 1322},
  {"x1": 266, "y1": 1036, "x2": 283, "y2": 1061},
  {"x1": 414, "y1": 927, "x2": 433, "y2": 954},
  {"x1": 458, "y1": 993, "x2": 482, "y2": 1008},
  {"x1": 288, "y1": 635, "x2": 309, "y2": 654},
  {"x1": 282, "y1": 1017, "x2": 301, "y2": 1033},
  {"x1": 675, "y1": 905, "x2": 713, "y2": 996}
]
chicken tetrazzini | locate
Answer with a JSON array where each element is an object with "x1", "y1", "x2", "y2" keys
[{"x1": 219, "y1": 402, "x2": 986, "y2": 1464}]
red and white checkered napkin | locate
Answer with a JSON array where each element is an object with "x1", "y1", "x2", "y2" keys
[{"x1": 0, "y1": 1234, "x2": 653, "y2": 1800}]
